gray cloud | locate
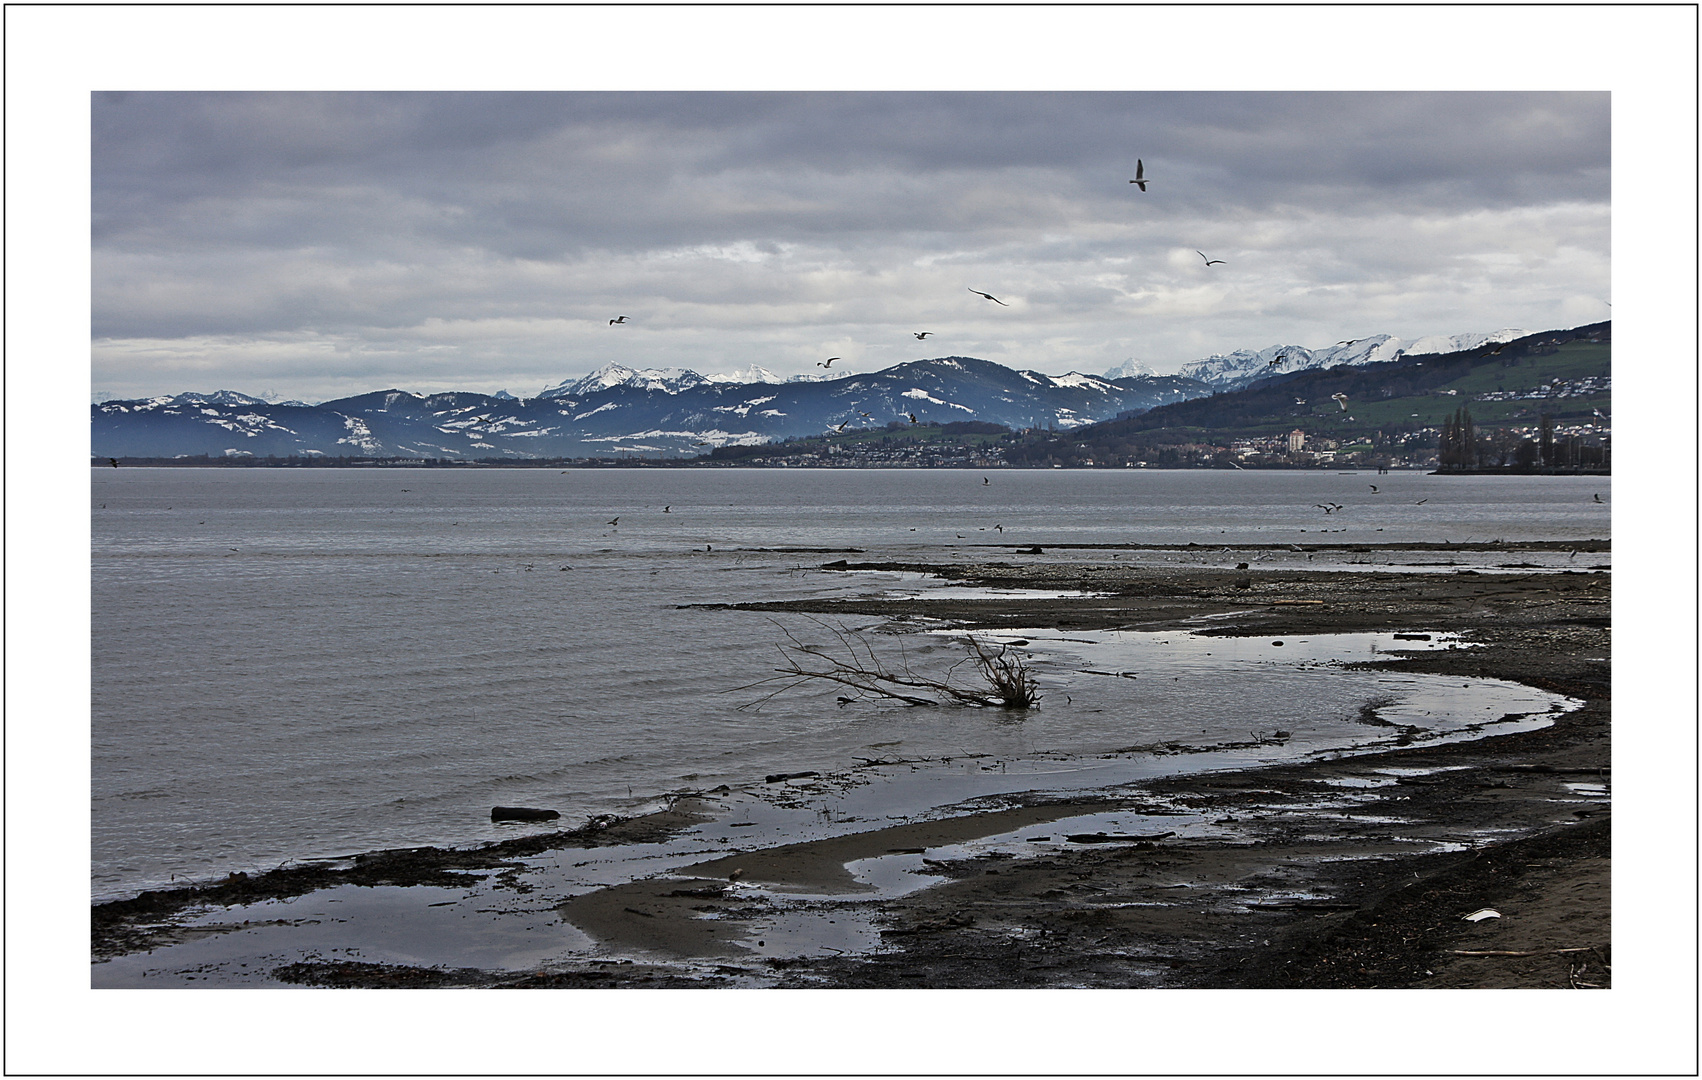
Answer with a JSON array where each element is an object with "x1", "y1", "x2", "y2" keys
[{"x1": 92, "y1": 91, "x2": 1609, "y2": 401}]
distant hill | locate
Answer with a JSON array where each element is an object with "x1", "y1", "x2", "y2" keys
[{"x1": 1006, "y1": 323, "x2": 1610, "y2": 468}]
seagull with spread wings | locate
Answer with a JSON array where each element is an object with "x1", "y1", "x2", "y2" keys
[
  {"x1": 1129, "y1": 159, "x2": 1148, "y2": 191},
  {"x1": 968, "y1": 288, "x2": 1010, "y2": 306},
  {"x1": 609, "y1": 316, "x2": 629, "y2": 325},
  {"x1": 1196, "y1": 250, "x2": 1226, "y2": 267}
]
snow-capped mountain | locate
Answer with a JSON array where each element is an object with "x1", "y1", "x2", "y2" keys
[
  {"x1": 1178, "y1": 329, "x2": 1527, "y2": 392},
  {"x1": 1102, "y1": 358, "x2": 1159, "y2": 380},
  {"x1": 93, "y1": 356, "x2": 1211, "y2": 460},
  {"x1": 711, "y1": 364, "x2": 783, "y2": 385},
  {"x1": 539, "y1": 364, "x2": 716, "y2": 400},
  {"x1": 1404, "y1": 329, "x2": 1527, "y2": 356},
  {"x1": 168, "y1": 390, "x2": 275, "y2": 407}
]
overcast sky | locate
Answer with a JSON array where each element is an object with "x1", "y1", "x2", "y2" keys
[{"x1": 92, "y1": 90, "x2": 1609, "y2": 402}]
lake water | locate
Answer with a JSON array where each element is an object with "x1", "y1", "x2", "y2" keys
[{"x1": 91, "y1": 468, "x2": 1608, "y2": 900}]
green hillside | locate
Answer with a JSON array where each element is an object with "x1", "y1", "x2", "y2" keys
[
  {"x1": 1004, "y1": 323, "x2": 1609, "y2": 469},
  {"x1": 1101, "y1": 325, "x2": 1604, "y2": 436},
  {"x1": 1294, "y1": 341, "x2": 1609, "y2": 432}
]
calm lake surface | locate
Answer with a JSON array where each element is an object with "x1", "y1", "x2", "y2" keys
[{"x1": 91, "y1": 468, "x2": 1608, "y2": 900}]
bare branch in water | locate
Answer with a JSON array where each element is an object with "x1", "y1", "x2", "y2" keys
[{"x1": 729, "y1": 617, "x2": 1040, "y2": 710}]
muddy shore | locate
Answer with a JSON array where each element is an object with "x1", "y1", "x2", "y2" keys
[{"x1": 93, "y1": 544, "x2": 1609, "y2": 989}]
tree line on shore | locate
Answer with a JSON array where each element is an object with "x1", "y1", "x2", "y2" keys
[{"x1": 1437, "y1": 408, "x2": 1608, "y2": 471}]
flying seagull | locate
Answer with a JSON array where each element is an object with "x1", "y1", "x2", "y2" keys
[
  {"x1": 1368, "y1": 484, "x2": 1380, "y2": 493},
  {"x1": 968, "y1": 288, "x2": 1010, "y2": 306},
  {"x1": 1196, "y1": 250, "x2": 1225, "y2": 267},
  {"x1": 609, "y1": 316, "x2": 629, "y2": 325},
  {"x1": 1331, "y1": 392, "x2": 1349, "y2": 410},
  {"x1": 607, "y1": 517, "x2": 620, "y2": 526},
  {"x1": 1268, "y1": 354, "x2": 1287, "y2": 368},
  {"x1": 908, "y1": 413, "x2": 918, "y2": 423},
  {"x1": 107, "y1": 457, "x2": 120, "y2": 468},
  {"x1": 914, "y1": 332, "x2": 933, "y2": 340},
  {"x1": 818, "y1": 357, "x2": 840, "y2": 368},
  {"x1": 1335, "y1": 339, "x2": 1360, "y2": 347},
  {"x1": 836, "y1": 420, "x2": 849, "y2": 432},
  {"x1": 1129, "y1": 159, "x2": 1148, "y2": 191}
]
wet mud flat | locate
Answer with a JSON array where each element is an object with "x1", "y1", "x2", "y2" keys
[{"x1": 92, "y1": 551, "x2": 1609, "y2": 989}]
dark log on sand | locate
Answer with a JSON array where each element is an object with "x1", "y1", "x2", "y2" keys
[{"x1": 491, "y1": 806, "x2": 560, "y2": 822}]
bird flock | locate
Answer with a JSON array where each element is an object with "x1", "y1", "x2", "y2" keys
[{"x1": 597, "y1": 157, "x2": 1253, "y2": 437}]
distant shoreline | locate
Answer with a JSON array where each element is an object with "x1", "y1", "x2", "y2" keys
[{"x1": 91, "y1": 456, "x2": 1610, "y2": 476}]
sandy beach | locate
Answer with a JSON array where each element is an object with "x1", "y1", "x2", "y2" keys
[{"x1": 93, "y1": 542, "x2": 1609, "y2": 989}]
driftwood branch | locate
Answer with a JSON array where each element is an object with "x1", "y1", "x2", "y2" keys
[{"x1": 730, "y1": 618, "x2": 1040, "y2": 710}]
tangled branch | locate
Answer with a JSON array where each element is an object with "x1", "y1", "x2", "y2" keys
[{"x1": 731, "y1": 618, "x2": 1041, "y2": 710}]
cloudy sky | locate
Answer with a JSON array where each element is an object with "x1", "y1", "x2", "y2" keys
[{"x1": 92, "y1": 90, "x2": 1609, "y2": 403}]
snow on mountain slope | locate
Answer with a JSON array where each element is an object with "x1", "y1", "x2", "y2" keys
[
  {"x1": 711, "y1": 364, "x2": 783, "y2": 385},
  {"x1": 1102, "y1": 358, "x2": 1159, "y2": 380},
  {"x1": 540, "y1": 364, "x2": 713, "y2": 399},
  {"x1": 1047, "y1": 372, "x2": 1118, "y2": 390},
  {"x1": 1178, "y1": 344, "x2": 1316, "y2": 387},
  {"x1": 1405, "y1": 328, "x2": 1526, "y2": 356},
  {"x1": 1177, "y1": 328, "x2": 1527, "y2": 391},
  {"x1": 170, "y1": 390, "x2": 272, "y2": 407}
]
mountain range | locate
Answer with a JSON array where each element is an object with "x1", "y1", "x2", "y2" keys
[
  {"x1": 91, "y1": 326, "x2": 1531, "y2": 461},
  {"x1": 93, "y1": 357, "x2": 1206, "y2": 460}
]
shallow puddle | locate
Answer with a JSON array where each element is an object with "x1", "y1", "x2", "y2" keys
[
  {"x1": 93, "y1": 880, "x2": 593, "y2": 987},
  {"x1": 739, "y1": 902, "x2": 890, "y2": 959}
]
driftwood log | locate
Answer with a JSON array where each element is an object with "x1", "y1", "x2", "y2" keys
[{"x1": 491, "y1": 806, "x2": 560, "y2": 822}]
